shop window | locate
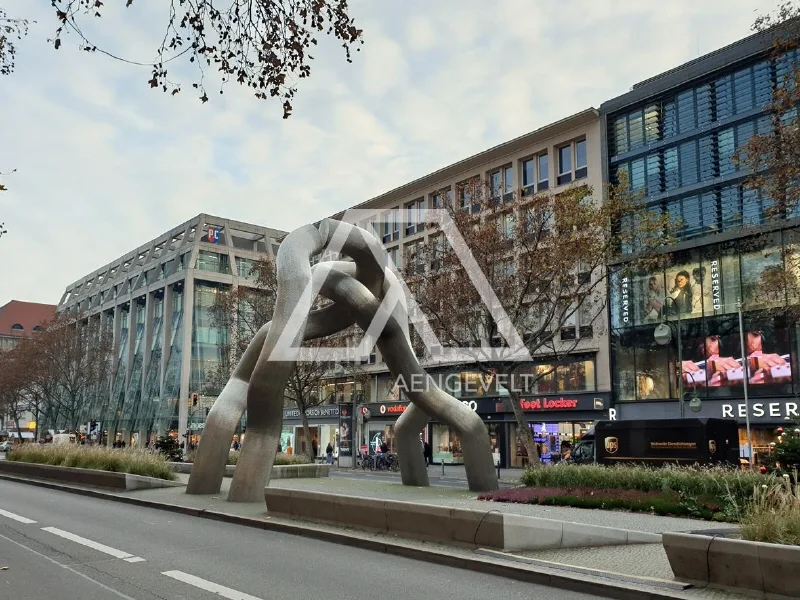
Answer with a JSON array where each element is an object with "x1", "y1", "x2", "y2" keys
[
  {"x1": 664, "y1": 251, "x2": 704, "y2": 320},
  {"x1": 741, "y1": 233, "x2": 783, "y2": 310},
  {"x1": 612, "y1": 330, "x2": 636, "y2": 401},
  {"x1": 433, "y1": 425, "x2": 463, "y2": 464}
]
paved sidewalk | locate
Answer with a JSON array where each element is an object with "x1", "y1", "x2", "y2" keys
[{"x1": 265, "y1": 475, "x2": 734, "y2": 535}]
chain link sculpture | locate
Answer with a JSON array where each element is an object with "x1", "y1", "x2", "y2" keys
[{"x1": 187, "y1": 220, "x2": 499, "y2": 501}]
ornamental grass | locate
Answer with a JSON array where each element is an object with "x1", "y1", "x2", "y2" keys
[
  {"x1": 226, "y1": 451, "x2": 311, "y2": 466},
  {"x1": 740, "y1": 474, "x2": 800, "y2": 546},
  {"x1": 7, "y1": 443, "x2": 175, "y2": 480}
]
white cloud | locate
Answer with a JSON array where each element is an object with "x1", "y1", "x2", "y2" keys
[
  {"x1": 406, "y1": 16, "x2": 438, "y2": 52},
  {"x1": 0, "y1": 0, "x2": 780, "y2": 305}
]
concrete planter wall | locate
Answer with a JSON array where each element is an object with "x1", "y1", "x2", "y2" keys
[
  {"x1": 0, "y1": 460, "x2": 182, "y2": 490},
  {"x1": 663, "y1": 532, "x2": 800, "y2": 598},
  {"x1": 265, "y1": 488, "x2": 661, "y2": 552},
  {"x1": 170, "y1": 462, "x2": 329, "y2": 479}
]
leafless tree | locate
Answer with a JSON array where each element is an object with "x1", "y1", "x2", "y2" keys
[
  {"x1": 48, "y1": 0, "x2": 363, "y2": 117},
  {"x1": 403, "y1": 176, "x2": 670, "y2": 466}
]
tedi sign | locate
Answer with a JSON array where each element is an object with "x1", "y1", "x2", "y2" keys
[{"x1": 520, "y1": 397, "x2": 580, "y2": 411}]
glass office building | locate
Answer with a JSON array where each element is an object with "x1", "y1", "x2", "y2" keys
[
  {"x1": 601, "y1": 25, "x2": 800, "y2": 458},
  {"x1": 55, "y1": 214, "x2": 284, "y2": 446}
]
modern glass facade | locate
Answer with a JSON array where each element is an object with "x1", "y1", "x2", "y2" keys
[
  {"x1": 190, "y1": 281, "x2": 229, "y2": 396},
  {"x1": 610, "y1": 229, "x2": 800, "y2": 403},
  {"x1": 602, "y1": 31, "x2": 800, "y2": 431},
  {"x1": 611, "y1": 49, "x2": 800, "y2": 251}
]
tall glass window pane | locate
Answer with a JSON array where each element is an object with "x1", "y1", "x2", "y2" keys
[
  {"x1": 741, "y1": 233, "x2": 783, "y2": 310},
  {"x1": 736, "y1": 120, "x2": 756, "y2": 156},
  {"x1": 575, "y1": 139, "x2": 587, "y2": 169},
  {"x1": 681, "y1": 195, "x2": 703, "y2": 238},
  {"x1": 612, "y1": 330, "x2": 636, "y2": 401},
  {"x1": 663, "y1": 101, "x2": 677, "y2": 139},
  {"x1": 522, "y1": 159, "x2": 534, "y2": 189},
  {"x1": 614, "y1": 116, "x2": 629, "y2": 154},
  {"x1": 718, "y1": 128, "x2": 735, "y2": 175},
  {"x1": 696, "y1": 84, "x2": 712, "y2": 127},
  {"x1": 635, "y1": 326, "x2": 671, "y2": 400},
  {"x1": 629, "y1": 110, "x2": 644, "y2": 149},
  {"x1": 489, "y1": 171, "x2": 501, "y2": 198},
  {"x1": 664, "y1": 148, "x2": 679, "y2": 190},
  {"x1": 538, "y1": 154, "x2": 549, "y2": 187},
  {"x1": 733, "y1": 67, "x2": 754, "y2": 113},
  {"x1": 504, "y1": 165, "x2": 514, "y2": 193},
  {"x1": 679, "y1": 141, "x2": 698, "y2": 186},
  {"x1": 677, "y1": 90, "x2": 696, "y2": 133},
  {"x1": 558, "y1": 145, "x2": 572, "y2": 175},
  {"x1": 644, "y1": 105, "x2": 660, "y2": 142},
  {"x1": 715, "y1": 75, "x2": 734, "y2": 121},
  {"x1": 646, "y1": 154, "x2": 661, "y2": 195},
  {"x1": 630, "y1": 158, "x2": 646, "y2": 192},
  {"x1": 721, "y1": 185, "x2": 741, "y2": 230},
  {"x1": 699, "y1": 134, "x2": 716, "y2": 181},
  {"x1": 754, "y1": 60, "x2": 772, "y2": 108}
]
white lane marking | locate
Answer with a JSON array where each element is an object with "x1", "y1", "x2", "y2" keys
[
  {"x1": 41, "y1": 527, "x2": 134, "y2": 559},
  {"x1": 162, "y1": 570, "x2": 263, "y2": 600},
  {"x1": 0, "y1": 532, "x2": 137, "y2": 600},
  {"x1": 123, "y1": 557, "x2": 146, "y2": 563},
  {"x1": 0, "y1": 508, "x2": 37, "y2": 524}
]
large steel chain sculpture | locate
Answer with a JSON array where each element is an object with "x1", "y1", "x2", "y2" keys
[{"x1": 187, "y1": 220, "x2": 498, "y2": 501}]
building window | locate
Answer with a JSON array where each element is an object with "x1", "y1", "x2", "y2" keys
[
  {"x1": 387, "y1": 247, "x2": 399, "y2": 268},
  {"x1": 195, "y1": 250, "x2": 231, "y2": 274},
  {"x1": 488, "y1": 165, "x2": 515, "y2": 202},
  {"x1": 558, "y1": 145, "x2": 572, "y2": 185},
  {"x1": 10, "y1": 323, "x2": 23, "y2": 331},
  {"x1": 382, "y1": 210, "x2": 393, "y2": 243},
  {"x1": 457, "y1": 177, "x2": 479, "y2": 211},
  {"x1": 575, "y1": 139, "x2": 587, "y2": 179},
  {"x1": 538, "y1": 153, "x2": 549, "y2": 190},
  {"x1": 405, "y1": 198, "x2": 424, "y2": 235},
  {"x1": 522, "y1": 158, "x2": 535, "y2": 196}
]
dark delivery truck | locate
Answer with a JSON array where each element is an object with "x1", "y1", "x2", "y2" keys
[{"x1": 570, "y1": 418, "x2": 740, "y2": 466}]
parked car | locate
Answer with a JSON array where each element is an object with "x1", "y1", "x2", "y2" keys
[{"x1": 0, "y1": 441, "x2": 12, "y2": 453}]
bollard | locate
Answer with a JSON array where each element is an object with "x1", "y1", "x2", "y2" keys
[{"x1": 441, "y1": 460, "x2": 445, "y2": 477}]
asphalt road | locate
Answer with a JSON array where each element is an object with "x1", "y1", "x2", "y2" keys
[{"x1": 0, "y1": 479, "x2": 606, "y2": 600}]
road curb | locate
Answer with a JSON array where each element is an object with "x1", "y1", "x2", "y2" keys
[{"x1": 0, "y1": 473, "x2": 685, "y2": 600}]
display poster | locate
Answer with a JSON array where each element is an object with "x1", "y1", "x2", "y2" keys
[
  {"x1": 338, "y1": 405, "x2": 353, "y2": 457},
  {"x1": 681, "y1": 319, "x2": 792, "y2": 389}
]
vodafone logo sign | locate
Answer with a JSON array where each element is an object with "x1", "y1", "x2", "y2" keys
[{"x1": 379, "y1": 405, "x2": 386, "y2": 414}]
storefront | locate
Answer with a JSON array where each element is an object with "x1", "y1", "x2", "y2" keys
[
  {"x1": 281, "y1": 404, "x2": 355, "y2": 465},
  {"x1": 358, "y1": 393, "x2": 610, "y2": 467},
  {"x1": 608, "y1": 232, "x2": 800, "y2": 463},
  {"x1": 359, "y1": 402, "x2": 410, "y2": 456},
  {"x1": 612, "y1": 398, "x2": 799, "y2": 463}
]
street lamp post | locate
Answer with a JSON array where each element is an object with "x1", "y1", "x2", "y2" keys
[
  {"x1": 654, "y1": 297, "x2": 685, "y2": 418},
  {"x1": 737, "y1": 299, "x2": 754, "y2": 469}
]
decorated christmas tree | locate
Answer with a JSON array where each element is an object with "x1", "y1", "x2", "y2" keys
[{"x1": 773, "y1": 424, "x2": 800, "y2": 473}]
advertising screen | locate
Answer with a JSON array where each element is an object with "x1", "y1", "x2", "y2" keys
[{"x1": 681, "y1": 321, "x2": 792, "y2": 389}]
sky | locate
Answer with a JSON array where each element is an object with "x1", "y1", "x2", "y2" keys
[{"x1": 0, "y1": 0, "x2": 779, "y2": 306}]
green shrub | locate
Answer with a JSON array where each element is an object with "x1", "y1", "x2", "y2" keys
[
  {"x1": 225, "y1": 451, "x2": 310, "y2": 466},
  {"x1": 740, "y1": 475, "x2": 800, "y2": 546},
  {"x1": 8, "y1": 444, "x2": 175, "y2": 481},
  {"x1": 522, "y1": 464, "x2": 763, "y2": 506}
]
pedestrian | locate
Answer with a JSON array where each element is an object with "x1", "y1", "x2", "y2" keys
[
  {"x1": 424, "y1": 441, "x2": 432, "y2": 466},
  {"x1": 312, "y1": 438, "x2": 318, "y2": 459},
  {"x1": 325, "y1": 442, "x2": 333, "y2": 464}
]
